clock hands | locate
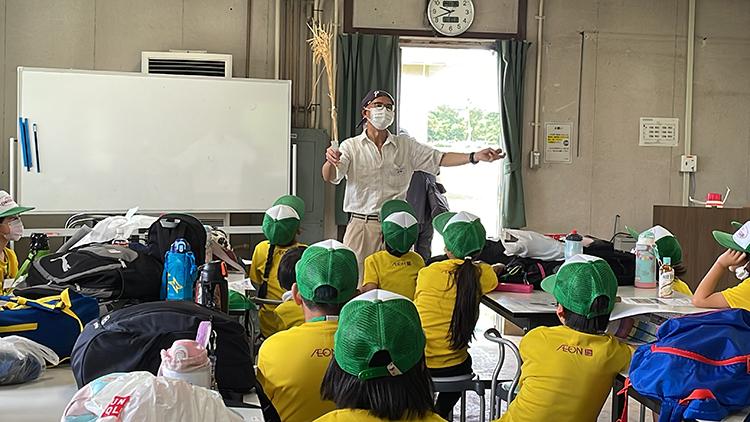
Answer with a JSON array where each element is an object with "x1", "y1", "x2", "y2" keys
[{"x1": 440, "y1": 6, "x2": 453, "y2": 14}]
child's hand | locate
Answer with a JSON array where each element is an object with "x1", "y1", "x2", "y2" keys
[{"x1": 716, "y1": 249, "x2": 748, "y2": 269}]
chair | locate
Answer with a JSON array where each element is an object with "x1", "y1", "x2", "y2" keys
[
  {"x1": 484, "y1": 328, "x2": 522, "y2": 420},
  {"x1": 432, "y1": 373, "x2": 486, "y2": 422}
]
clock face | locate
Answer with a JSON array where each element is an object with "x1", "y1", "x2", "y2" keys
[{"x1": 427, "y1": 0, "x2": 475, "y2": 36}]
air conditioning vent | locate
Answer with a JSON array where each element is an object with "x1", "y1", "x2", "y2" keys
[{"x1": 141, "y1": 51, "x2": 232, "y2": 78}]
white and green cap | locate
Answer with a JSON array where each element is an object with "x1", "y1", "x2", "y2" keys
[
  {"x1": 540, "y1": 254, "x2": 618, "y2": 318},
  {"x1": 295, "y1": 239, "x2": 359, "y2": 303},
  {"x1": 0, "y1": 191, "x2": 33, "y2": 219},
  {"x1": 380, "y1": 200, "x2": 419, "y2": 254},
  {"x1": 713, "y1": 221, "x2": 750, "y2": 254},
  {"x1": 433, "y1": 211, "x2": 486, "y2": 259},
  {"x1": 334, "y1": 289, "x2": 426, "y2": 381},
  {"x1": 627, "y1": 225, "x2": 683, "y2": 265},
  {"x1": 262, "y1": 195, "x2": 305, "y2": 245}
]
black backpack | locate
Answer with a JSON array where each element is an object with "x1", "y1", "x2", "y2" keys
[
  {"x1": 584, "y1": 239, "x2": 635, "y2": 285},
  {"x1": 499, "y1": 256, "x2": 563, "y2": 289},
  {"x1": 71, "y1": 301, "x2": 253, "y2": 394},
  {"x1": 147, "y1": 214, "x2": 207, "y2": 267},
  {"x1": 25, "y1": 244, "x2": 163, "y2": 301}
]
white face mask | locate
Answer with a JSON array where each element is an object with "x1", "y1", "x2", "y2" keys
[
  {"x1": 367, "y1": 108, "x2": 395, "y2": 130},
  {"x1": 4, "y1": 219, "x2": 23, "y2": 242}
]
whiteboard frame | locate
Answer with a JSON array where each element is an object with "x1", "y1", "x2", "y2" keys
[{"x1": 15, "y1": 67, "x2": 292, "y2": 215}]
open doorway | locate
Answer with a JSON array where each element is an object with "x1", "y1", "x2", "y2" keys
[{"x1": 399, "y1": 46, "x2": 502, "y2": 256}]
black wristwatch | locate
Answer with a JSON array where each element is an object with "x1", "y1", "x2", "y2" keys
[{"x1": 469, "y1": 152, "x2": 478, "y2": 164}]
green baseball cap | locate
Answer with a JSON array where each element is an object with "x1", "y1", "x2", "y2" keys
[
  {"x1": 540, "y1": 254, "x2": 618, "y2": 318},
  {"x1": 0, "y1": 191, "x2": 34, "y2": 218},
  {"x1": 262, "y1": 195, "x2": 305, "y2": 245},
  {"x1": 433, "y1": 211, "x2": 486, "y2": 259},
  {"x1": 334, "y1": 289, "x2": 426, "y2": 380},
  {"x1": 731, "y1": 221, "x2": 743, "y2": 231},
  {"x1": 713, "y1": 221, "x2": 750, "y2": 253},
  {"x1": 627, "y1": 225, "x2": 682, "y2": 265},
  {"x1": 295, "y1": 239, "x2": 358, "y2": 303},
  {"x1": 380, "y1": 200, "x2": 419, "y2": 254}
]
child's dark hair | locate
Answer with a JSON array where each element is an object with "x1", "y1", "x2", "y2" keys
[
  {"x1": 385, "y1": 242, "x2": 406, "y2": 257},
  {"x1": 302, "y1": 285, "x2": 346, "y2": 315},
  {"x1": 561, "y1": 296, "x2": 611, "y2": 334},
  {"x1": 277, "y1": 246, "x2": 307, "y2": 291},
  {"x1": 259, "y1": 239, "x2": 299, "y2": 298},
  {"x1": 673, "y1": 262, "x2": 687, "y2": 278},
  {"x1": 447, "y1": 257, "x2": 482, "y2": 350},
  {"x1": 320, "y1": 353, "x2": 435, "y2": 420}
]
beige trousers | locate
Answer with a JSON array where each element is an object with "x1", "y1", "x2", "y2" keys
[{"x1": 342, "y1": 217, "x2": 383, "y2": 284}]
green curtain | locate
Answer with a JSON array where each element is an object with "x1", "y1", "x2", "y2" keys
[
  {"x1": 334, "y1": 33, "x2": 399, "y2": 225},
  {"x1": 497, "y1": 40, "x2": 530, "y2": 229}
]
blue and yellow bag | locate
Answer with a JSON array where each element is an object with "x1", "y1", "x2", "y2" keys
[
  {"x1": 0, "y1": 288, "x2": 99, "y2": 360},
  {"x1": 626, "y1": 309, "x2": 750, "y2": 422}
]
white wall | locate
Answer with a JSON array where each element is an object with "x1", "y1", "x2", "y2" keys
[{"x1": 521, "y1": 0, "x2": 750, "y2": 237}]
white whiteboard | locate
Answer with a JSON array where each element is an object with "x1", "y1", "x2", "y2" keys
[{"x1": 16, "y1": 67, "x2": 291, "y2": 214}]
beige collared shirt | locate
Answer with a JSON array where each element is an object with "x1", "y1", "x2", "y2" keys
[{"x1": 333, "y1": 131, "x2": 444, "y2": 215}]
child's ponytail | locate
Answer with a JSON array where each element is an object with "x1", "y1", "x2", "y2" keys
[{"x1": 448, "y1": 257, "x2": 481, "y2": 350}]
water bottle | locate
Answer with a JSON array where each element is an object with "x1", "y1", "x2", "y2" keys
[
  {"x1": 195, "y1": 260, "x2": 229, "y2": 313},
  {"x1": 634, "y1": 231, "x2": 657, "y2": 288},
  {"x1": 659, "y1": 257, "x2": 674, "y2": 298},
  {"x1": 564, "y1": 230, "x2": 584, "y2": 260}
]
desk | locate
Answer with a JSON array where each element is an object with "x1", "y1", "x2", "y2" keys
[
  {"x1": 481, "y1": 287, "x2": 669, "y2": 333},
  {"x1": 0, "y1": 367, "x2": 264, "y2": 421},
  {"x1": 611, "y1": 373, "x2": 750, "y2": 422}
]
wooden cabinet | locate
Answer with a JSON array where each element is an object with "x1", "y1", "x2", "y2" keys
[{"x1": 653, "y1": 206, "x2": 750, "y2": 292}]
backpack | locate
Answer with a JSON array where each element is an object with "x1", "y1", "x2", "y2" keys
[
  {"x1": 584, "y1": 239, "x2": 635, "y2": 286},
  {"x1": 25, "y1": 244, "x2": 163, "y2": 301},
  {"x1": 71, "y1": 301, "x2": 254, "y2": 394},
  {"x1": 147, "y1": 214, "x2": 207, "y2": 268},
  {"x1": 625, "y1": 309, "x2": 750, "y2": 422},
  {"x1": 498, "y1": 256, "x2": 562, "y2": 289},
  {"x1": 0, "y1": 287, "x2": 99, "y2": 360},
  {"x1": 162, "y1": 239, "x2": 198, "y2": 301}
]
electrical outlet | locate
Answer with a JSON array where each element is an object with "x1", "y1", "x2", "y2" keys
[
  {"x1": 530, "y1": 151, "x2": 541, "y2": 168},
  {"x1": 680, "y1": 155, "x2": 697, "y2": 173}
]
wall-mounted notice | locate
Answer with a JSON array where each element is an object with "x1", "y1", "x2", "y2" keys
[
  {"x1": 544, "y1": 123, "x2": 572, "y2": 163},
  {"x1": 639, "y1": 117, "x2": 679, "y2": 147}
]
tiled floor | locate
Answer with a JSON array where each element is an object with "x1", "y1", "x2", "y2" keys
[{"x1": 449, "y1": 307, "x2": 648, "y2": 422}]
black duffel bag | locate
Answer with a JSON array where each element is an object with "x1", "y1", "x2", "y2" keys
[
  {"x1": 70, "y1": 301, "x2": 254, "y2": 394},
  {"x1": 25, "y1": 244, "x2": 163, "y2": 301}
]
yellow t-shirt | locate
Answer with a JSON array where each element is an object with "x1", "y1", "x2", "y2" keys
[
  {"x1": 414, "y1": 259, "x2": 498, "y2": 369},
  {"x1": 362, "y1": 250, "x2": 425, "y2": 300},
  {"x1": 265, "y1": 299, "x2": 305, "y2": 336},
  {"x1": 249, "y1": 240, "x2": 304, "y2": 337},
  {"x1": 721, "y1": 278, "x2": 750, "y2": 311},
  {"x1": 498, "y1": 325, "x2": 632, "y2": 422},
  {"x1": 315, "y1": 409, "x2": 446, "y2": 421},
  {"x1": 257, "y1": 320, "x2": 338, "y2": 422},
  {"x1": 673, "y1": 277, "x2": 692, "y2": 296},
  {"x1": 0, "y1": 247, "x2": 19, "y2": 286}
]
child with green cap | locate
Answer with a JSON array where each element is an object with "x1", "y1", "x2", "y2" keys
[
  {"x1": 250, "y1": 195, "x2": 307, "y2": 338},
  {"x1": 0, "y1": 191, "x2": 34, "y2": 287},
  {"x1": 361, "y1": 200, "x2": 425, "y2": 299},
  {"x1": 627, "y1": 225, "x2": 692, "y2": 295},
  {"x1": 257, "y1": 239, "x2": 359, "y2": 422},
  {"x1": 497, "y1": 254, "x2": 631, "y2": 422},
  {"x1": 692, "y1": 221, "x2": 750, "y2": 310},
  {"x1": 316, "y1": 289, "x2": 444, "y2": 422},
  {"x1": 414, "y1": 211, "x2": 498, "y2": 418}
]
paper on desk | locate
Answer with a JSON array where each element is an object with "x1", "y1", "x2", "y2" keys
[
  {"x1": 611, "y1": 298, "x2": 706, "y2": 321},
  {"x1": 608, "y1": 297, "x2": 712, "y2": 346}
]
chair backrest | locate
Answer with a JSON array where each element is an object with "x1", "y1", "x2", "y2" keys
[{"x1": 484, "y1": 328, "x2": 522, "y2": 420}]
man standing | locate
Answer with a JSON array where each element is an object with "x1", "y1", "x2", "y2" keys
[{"x1": 321, "y1": 89, "x2": 503, "y2": 275}]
